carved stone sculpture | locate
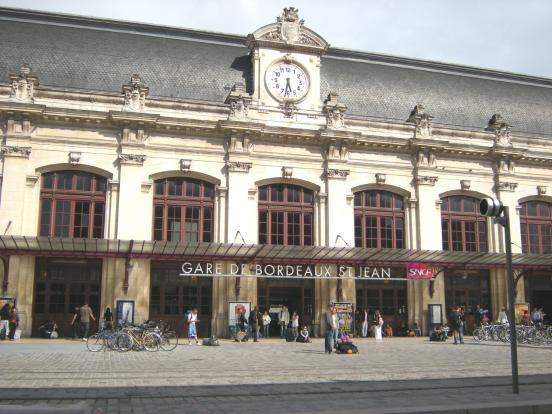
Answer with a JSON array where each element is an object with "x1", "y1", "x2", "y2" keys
[
  {"x1": 407, "y1": 104, "x2": 433, "y2": 138},
  {"x1": 9, "y1": 64, "x2": 38, "y2": 103},
  {"x1": 486, "y1": 114, "x2": 512, "y2": 147},
  {"x1": 225, "y1": 82, "x2": 252, "y2": 121},
  {"x1": 323, "y1": 92, "x2": 347, "y2": 129},
  {"x1": 122, "y1": 74, "x2": 149, "y2": 112}
]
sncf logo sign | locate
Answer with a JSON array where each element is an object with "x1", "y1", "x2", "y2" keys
[{"x1": 406, "y1": 262, "x2": 433, "y2": 279}]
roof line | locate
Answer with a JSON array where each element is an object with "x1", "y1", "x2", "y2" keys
[{"x1": 1, "y1": 6, "x2": 551, "y2": 86}]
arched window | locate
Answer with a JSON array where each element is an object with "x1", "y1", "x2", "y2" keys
[
  {"x1": 258, "y1": 184, "x2": 314, "y2": 245},
  {"x1": 39, "y1": 171, "x2": 107, "y2": 238},
  {"x1": 153, "y1": 177, "x2": 214, "y2": 242},
  {"x1": 354, "y1": 190, "x2": 404, "y2": 248},
  {"x1": 520, "y1": 200, "x2": 552, "y2": 254},
  {"x1": 441, "y1": 195, "x2": 487, "y2": 252}
]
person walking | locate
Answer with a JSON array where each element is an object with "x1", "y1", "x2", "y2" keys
[
  {"x1": 449, "y1": 306, "x2": 465, "y2": 345},
  {"x1": 290, "y1": 312, "x2": 299, "y2": 341},
  {"x1": 279, "y1": 305, "x2": 290, "y2": 339},
  {"x1": 262, "y1": 310, "x2": 271, "y2": 338},
  {"x1": 324, "y1": 305, "x2": 337, "y2": 354},
  {"x1": 103, "y1": 307, "x2": 114, "y2": 330},
  {"x1": 79, "y1": 303, "x2": 95, "y2": 341},
  {"x1": 7, "y1": 305, "x2": 19, "y2": 341},
  {"x1": 0, "y1": 302, "x2": 10, "y2": 340},
  {"x1": 70, "y1": 307, "x2": 81, "y2": 339},
  {"x1": 497, "y1": 307, "x2": 509, "y2": 324},
  {"x1": 362, "y1": 308, "x2": 369, "y2": 337},
  {"x1": 249, "y1": 306, "x2": 260, "y2": 342},
  {"x1": 374, "y1": 310, "x2": 383, "y2": 341},
  {"x1": 187, "y1": 307, "x2": 200, "y2": 345}
]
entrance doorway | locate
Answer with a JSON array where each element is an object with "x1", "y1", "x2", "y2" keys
[
  {"x1": 356, "y1": 280, "x2": 407, "y2": 333},
  {"x1": 258, "y1": 278, "x2": 314, "y2": 337},
  {"x1": 525, "y1": 273, "x2": 552, "y2": 324},
  {"x1": 33, "y1": 258, "x2": 102, "y2": 338}
]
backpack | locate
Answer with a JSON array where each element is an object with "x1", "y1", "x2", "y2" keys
[{"x1": 184, "y1": 310, "x2": 192, "y2": 321}]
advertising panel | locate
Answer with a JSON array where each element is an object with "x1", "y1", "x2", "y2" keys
[
  {"x1": 515, "y1": 303, "x2": 530, "y2": 323},
  {"x1": 333, "y1": 302, "x2": 354, "y2": 333},
  {"x1": 406, "y1": 263, "x2": 434, "y2": 279}
]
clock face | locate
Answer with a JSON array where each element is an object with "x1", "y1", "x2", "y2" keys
[{"x1": 266, "y1": 62, "x2": 309, "y2": 101}]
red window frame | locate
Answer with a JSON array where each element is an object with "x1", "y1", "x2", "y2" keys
[
  {"x1": 354, "y1": 190, "x2": 405, "y2": 248},
  {"x1": 441, "y1": 196, "x2": 487, "y2": 252},
  {"x1": 258, "y1": 184, "x2": 314, "y2": 246},
  {"x1": 39, "y1": 171, "x2": 107, "y2": 238},
  {"x1": 520, "y1": 200, "x2": 552, "y2": 254},
  {"x1": 153, "y1": 178, "x2": 214, "y2": 242}
]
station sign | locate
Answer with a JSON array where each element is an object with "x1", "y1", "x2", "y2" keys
[{"x1": 406, "y1": 262, "x2": 434, "y2": 279}]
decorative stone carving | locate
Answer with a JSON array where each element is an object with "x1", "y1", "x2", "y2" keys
[
  {"x1": 282, "y1": 166, "x2": 293, "y2": 179},
  {"x1": 180, "y1": 159, "x2": 192, "y2": 172},
  {"x1": 225, "y1": 82, "x2": 252, "y2": 121},
  {"x1": 25, "y1": 175, "x2": 39, "y2": 187},
  {"x1": 108, "y1": 180, "x2": 120, "y2": 191},
  {"x1": 460, "y1": 180, "x2": 471, "y2": 191},
  {"x1": 538, "y1": 186, "x2": 547, "y2": 196},
  {"x1": 1, "y1": 145, "x2": 31, "y2": 158},
  {"x1": 416, "y1": 176, "x2": 438, "y2": 186},
  {"x1": 323, "y1": 93, "x2": 347, "y2": 129},
  {"x1": 226, "y1": 135, "x2": 254, "y2": 154},
  {"x1": 248, "y1": 188, "x2": 257, "y2": 200},
  {"x1": 497, "y1": 181, "x2": 518, "y2": 192},
  {"x1": 375, "y1": 173, "x2": 386, "y2": 185},
  {"x1": 68, "y1": 152, "x2": 81, "y2": 165},
  {"x1": 118, "y1": 153, "x2": 146, "y2": 165},
  {"x1": 327, "y1": 139, "x2": 349, "y2": 161},
  {"x1": 497, "y1": 157, "x2": 515, "y2": 174},
  {"x1": 407, "y1": 104, "x2": 433, "y2": 138},
  {"x1": 5, "y1": 117, "x2": 32, "y2": 136},
  {"x1": 280, "y1": 101, "x2": 297, "y2": 118},
  {"x1": 226, "y1": 161, "x2": 252, "y2": 173},
  {"x1": 486, "y1": 114, "x2": 512, "y2": 147},
  {"x1": 9, "y1": 64, "x2": 38, "y2": 103},
  {"x1": 415, "y1": 149, "x2": 437, "y2": 168},
  {"x1": 122, "y1": 74, "x2": 148, "y2": 112},
  {"x1": 121, "y1": 126, "x2": 147, "y2": 143},
  {"x1": 325, "y1": 168, "x2": 349, "y2": 179},
  {"x1": 141, "y1": 181, "x2": 153, "y2": 193}
]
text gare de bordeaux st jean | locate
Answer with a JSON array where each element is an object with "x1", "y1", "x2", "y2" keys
[{"x1": 179, "y1": 262, "x2": 434, "y2": 279}]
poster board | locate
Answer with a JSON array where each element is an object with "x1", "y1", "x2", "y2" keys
[
  {"x1": 334, "y1": 302, "x2": 354, "y2": 333},
  {"x1": 515, "y1": 303, "x2": 530, "y2": 323},
  {"x1": 116, "y1": 300, "x2": 135, "y2": 326},
  {"x1": 428, "y1": 304, "x2": 443, "y2": 327},
  {"x1": 228, "y1": 302, "x2": 251, "y2": 327}
]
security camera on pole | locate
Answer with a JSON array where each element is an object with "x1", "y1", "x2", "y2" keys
[{"x1": 480, "y1": 197, "x2": 519, "y2": 394}]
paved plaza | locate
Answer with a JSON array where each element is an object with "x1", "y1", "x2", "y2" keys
[{"x1": 1, "y1": 337, "x2": 552, "y2": 413}]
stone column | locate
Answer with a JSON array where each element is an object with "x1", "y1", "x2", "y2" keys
[{"x1": 6, "y1": 255, "x2": 35, "y2": 337}]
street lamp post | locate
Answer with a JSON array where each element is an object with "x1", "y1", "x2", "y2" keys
[{"x1": 480, "y1": 199, "x2": 519, "y2": 394}]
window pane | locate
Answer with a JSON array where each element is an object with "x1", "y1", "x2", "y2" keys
[
  {"x1": 185, "y1": 180, "x2": 200, "y2": 197},
  {"x1": 95, "y1": 177, "x2": 107, "y2": 193},
  {"x1": 394, "y1": 195, "x2": 403, "y2": 210},
  {"x1": 185, "y1": 207, "x2": 199, "y2": 242},
  {"x1": 539, "y1": 203, "x2": 550, "y2": 218},
  {"x1": 75, "y1": 173, "x2": 91, "y2": 191},
  {"x1": 381, "y1": 217, "x2": 393, "y2": 248},
  {"x1": 271, "y1": 185, "x2": 284, "y2": 202},
  {"x1": 271, "y1": 211, "x2": 284, "y2": 245},
  {"x1": 42, "y1": 173, "x2": 53, "y2": 189},
  {"x1": 168, "y1": 179, "x2": 182, "y2": 196},
  {"x1": 451, "y1": 220, "x2": 462, "y2": 251},
  {"x1": 382, "y1": 290, "x2": 394, "y2": 315},
  {"x1": 395, "y1": 218, "x2": 404, "y2": 249},
  {"x1": 93, "y1": 202, "x2": 104, "y2": 238},
  {"x1": 287, "y1": 212, "x2": 300, "y2": 245},
  {"x1": 259, "y1": 187, "x2": 268, "y2": 201},
  {"x1": 303, "y1": 213, "x2": 313, "y2": 246},
  {"x1": 73, "y1": 202, "x2": 90, "y2": 238},
  {"x1": 354, "y1": 215, "x2": 362, "y2": 247},
  {"x1": 155, "y1": 181, "x2": 164, "y2": 195},
  {"x1": 354, "y1": 193, "x2": 362, "y2": 207},
  {"x1": 450, "y1": 196, "x2": 462, "y2": 212},
  {"x1": 463, "y1": 197, "x2": 475, "y2": 213},
  {"x1": 520, "y1": 223, "x2": 527, "y2": 253},
  {"x1": 202, "y1": 208, "x2": 213, "y2": 242},
  {"x1": 287, "y1": 186, "x2": 300, "y2": 203},
  {"x1": 365, "y1": 191, "x2": 377, "y2": 207},
  {"x1": 464, "y1": 221, "x2": 476, "y2": 252},
  {"x1": 529, "y1": 224, "x2": 539, "y2": 254},
  {"x1": 442, "y1": 219, "x2": 450, "y2": 250},
  {"x1": 303, "y1": 190, "x2": 313, "y2": 205},
  {"x1": 49, "y1": 283, "x2": 66, "y2": 313},
  {"x1": 57, "y1": 172, "x2": 73, "y2": 190},
  {"x1": 380, "y1": 192, "x2": 391, "y2": 209},
  {"x1": 365, "y1": 216, "x2": 377, "y2": 248},
  {"x1": 40, "y1": 199, "x2": 52, "y2": 236},
  {"x1": 528, "y1": 202, "x2": 537, "y2": 216},
  {"x1": 164, "y1": 285, "x2": 179, "y2": 315},
  {"x1": 542, "y1": 224, "x2": 551, "y2": 254},
  {"x1": 168, "y1": 206, "x2": 181, "y2": 241},
  {"x1": 478, "y1": 221, "x2": 487, "y2": 252},
  {"x1": 259, "y1": 211, "x2": 268, "y2": 244},
  {"x1": 203, "y1": 184, "x2": 214, "y2": 199},
  {"x1": 154, "y1": 205, "x2": 164, "y2": 241},
  {"x1": 54, "y1": 200, "x2": 71, "y2": 237}
]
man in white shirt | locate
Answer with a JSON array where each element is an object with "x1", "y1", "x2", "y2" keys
[{"x1": 497, "y1": 307, "x2": 509, "y2": 324}]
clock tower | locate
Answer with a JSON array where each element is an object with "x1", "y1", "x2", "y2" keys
[{"x1": 246, "y1": 7, "x2": 330, "y2": 113}]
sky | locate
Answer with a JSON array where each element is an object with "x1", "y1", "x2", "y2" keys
[{"x1": 0, "y1": 0, "x2": 550, "y2": 79}]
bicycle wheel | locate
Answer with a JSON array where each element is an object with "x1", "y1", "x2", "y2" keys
[
  {"x1": 143, "y1": 332, "x2": 159, "y2": 352},
  {"x1": 160, "y1": 331, "x2": 178, "y2": 351},
  {"x1": 86, "y1": 333, "x2": 105, "y2": 352},
  {"x1": 472, "y1": 327, "x2": 481, "y2": 342},
  {"x1": 116, "y1": 332, "x2": 133, "y2": 352}
]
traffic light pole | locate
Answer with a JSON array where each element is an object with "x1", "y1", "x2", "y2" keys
[{"x1": 500, "y1": 206, "x2": 519, "y2": 394}]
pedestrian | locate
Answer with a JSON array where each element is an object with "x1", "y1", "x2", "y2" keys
[
  {"x1": 449, "y1": 306, "x2": 465, "y2": 345},
  {"x1": 0, "y1": 302, "x2": 10, "y2": 340},
  {"x1": 361, "y1": 308, "x2": 368, "y2": 337},
  {"x1": 290, "y1": 312, "x2": 299, "y2": 340},
  {"x1": 249, "y1": 305, "x2": 259, "y2": 342},
  {"x1": 474, "y1": 305, "x2": 482, "y2": 327},
  {"x1": 7, "y1": 305, "x2": 19, "y2": 341},
  {"x1": 324, "y1": 304, "x2": 337, "y2": 354},
  {"x1": 374, "y1": 310, "x2": 383, "y2": 341},
  {"x1": 298, "y1": 325, "x2": 311, "y2": 343},
  {"x1": 70, "y1": 307, "x2": 81, "y2": 339},
  {"x1": 79, "y1": 303, "x2": 95, "y2": 341},
  {"x1": 279, "y1": 305, "x2": 290, "y2": 339},
  {"x1": 262, "y1": 309, "x2": 271, "y2": 338},
  {"x1": 103, "y1": 307, "x2": 113, "y2": 330},
  {"x1": 522, "y1": 310, "x2": 531, "y2": 325},
  {"x1": 187, "y1": 307, "x2": 200, "y2": 345},
  {"x1": 497, "y1": 307, "x2": 508, "y2": 324}
]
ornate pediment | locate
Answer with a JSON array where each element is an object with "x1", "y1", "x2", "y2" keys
[{"x1": 246, "y1": 7, "x2": 329, "y2": 54}]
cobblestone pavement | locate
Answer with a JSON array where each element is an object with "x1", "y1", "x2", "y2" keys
[{"x1": 0, "y1": 337, "x2": 551, "y2": 413}]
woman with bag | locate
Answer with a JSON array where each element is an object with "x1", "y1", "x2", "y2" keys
[{"x1": 374, "y1": 310, "x2": 383, "y2": 341}]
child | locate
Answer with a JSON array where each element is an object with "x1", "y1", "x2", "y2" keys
[{"x1": 298, "y1": 326, "x2": 311, "y2": 343}]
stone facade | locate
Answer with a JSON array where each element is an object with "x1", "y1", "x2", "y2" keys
[{"x1": 1, "y1": 7, "x2": 552, "y2": 337}]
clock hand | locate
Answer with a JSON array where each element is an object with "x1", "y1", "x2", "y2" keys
[{"x1": 285, "y1": 78, "x2": 291, "y2": 96}]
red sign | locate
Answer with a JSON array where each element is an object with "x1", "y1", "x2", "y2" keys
[{"x1": 406, "y1": 262, "x2": 433, "y2": 279}]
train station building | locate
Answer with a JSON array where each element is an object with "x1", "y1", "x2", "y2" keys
[{"x1": 1, "y1": 6, "x2": 552, "y2": 337}]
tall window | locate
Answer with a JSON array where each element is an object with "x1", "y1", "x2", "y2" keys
[
  {"x1": 39, "y1": 171, "x2": 107, "y2": 238},
  {"x1": 258, "y1": 184, "x2": 314, "y2": 245},
  {"x1": 354, "y1": 190, "x2": 404, "y2": 248},
  {"x1": 441, "y1": 195, "x2": 487, "y2": 252},
  {"x1": 153, "y1": 177, "x2": 214, "y2": 242},
  {"x1": 520, "y1": 200, "x2": 552, "y2": 254}
]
